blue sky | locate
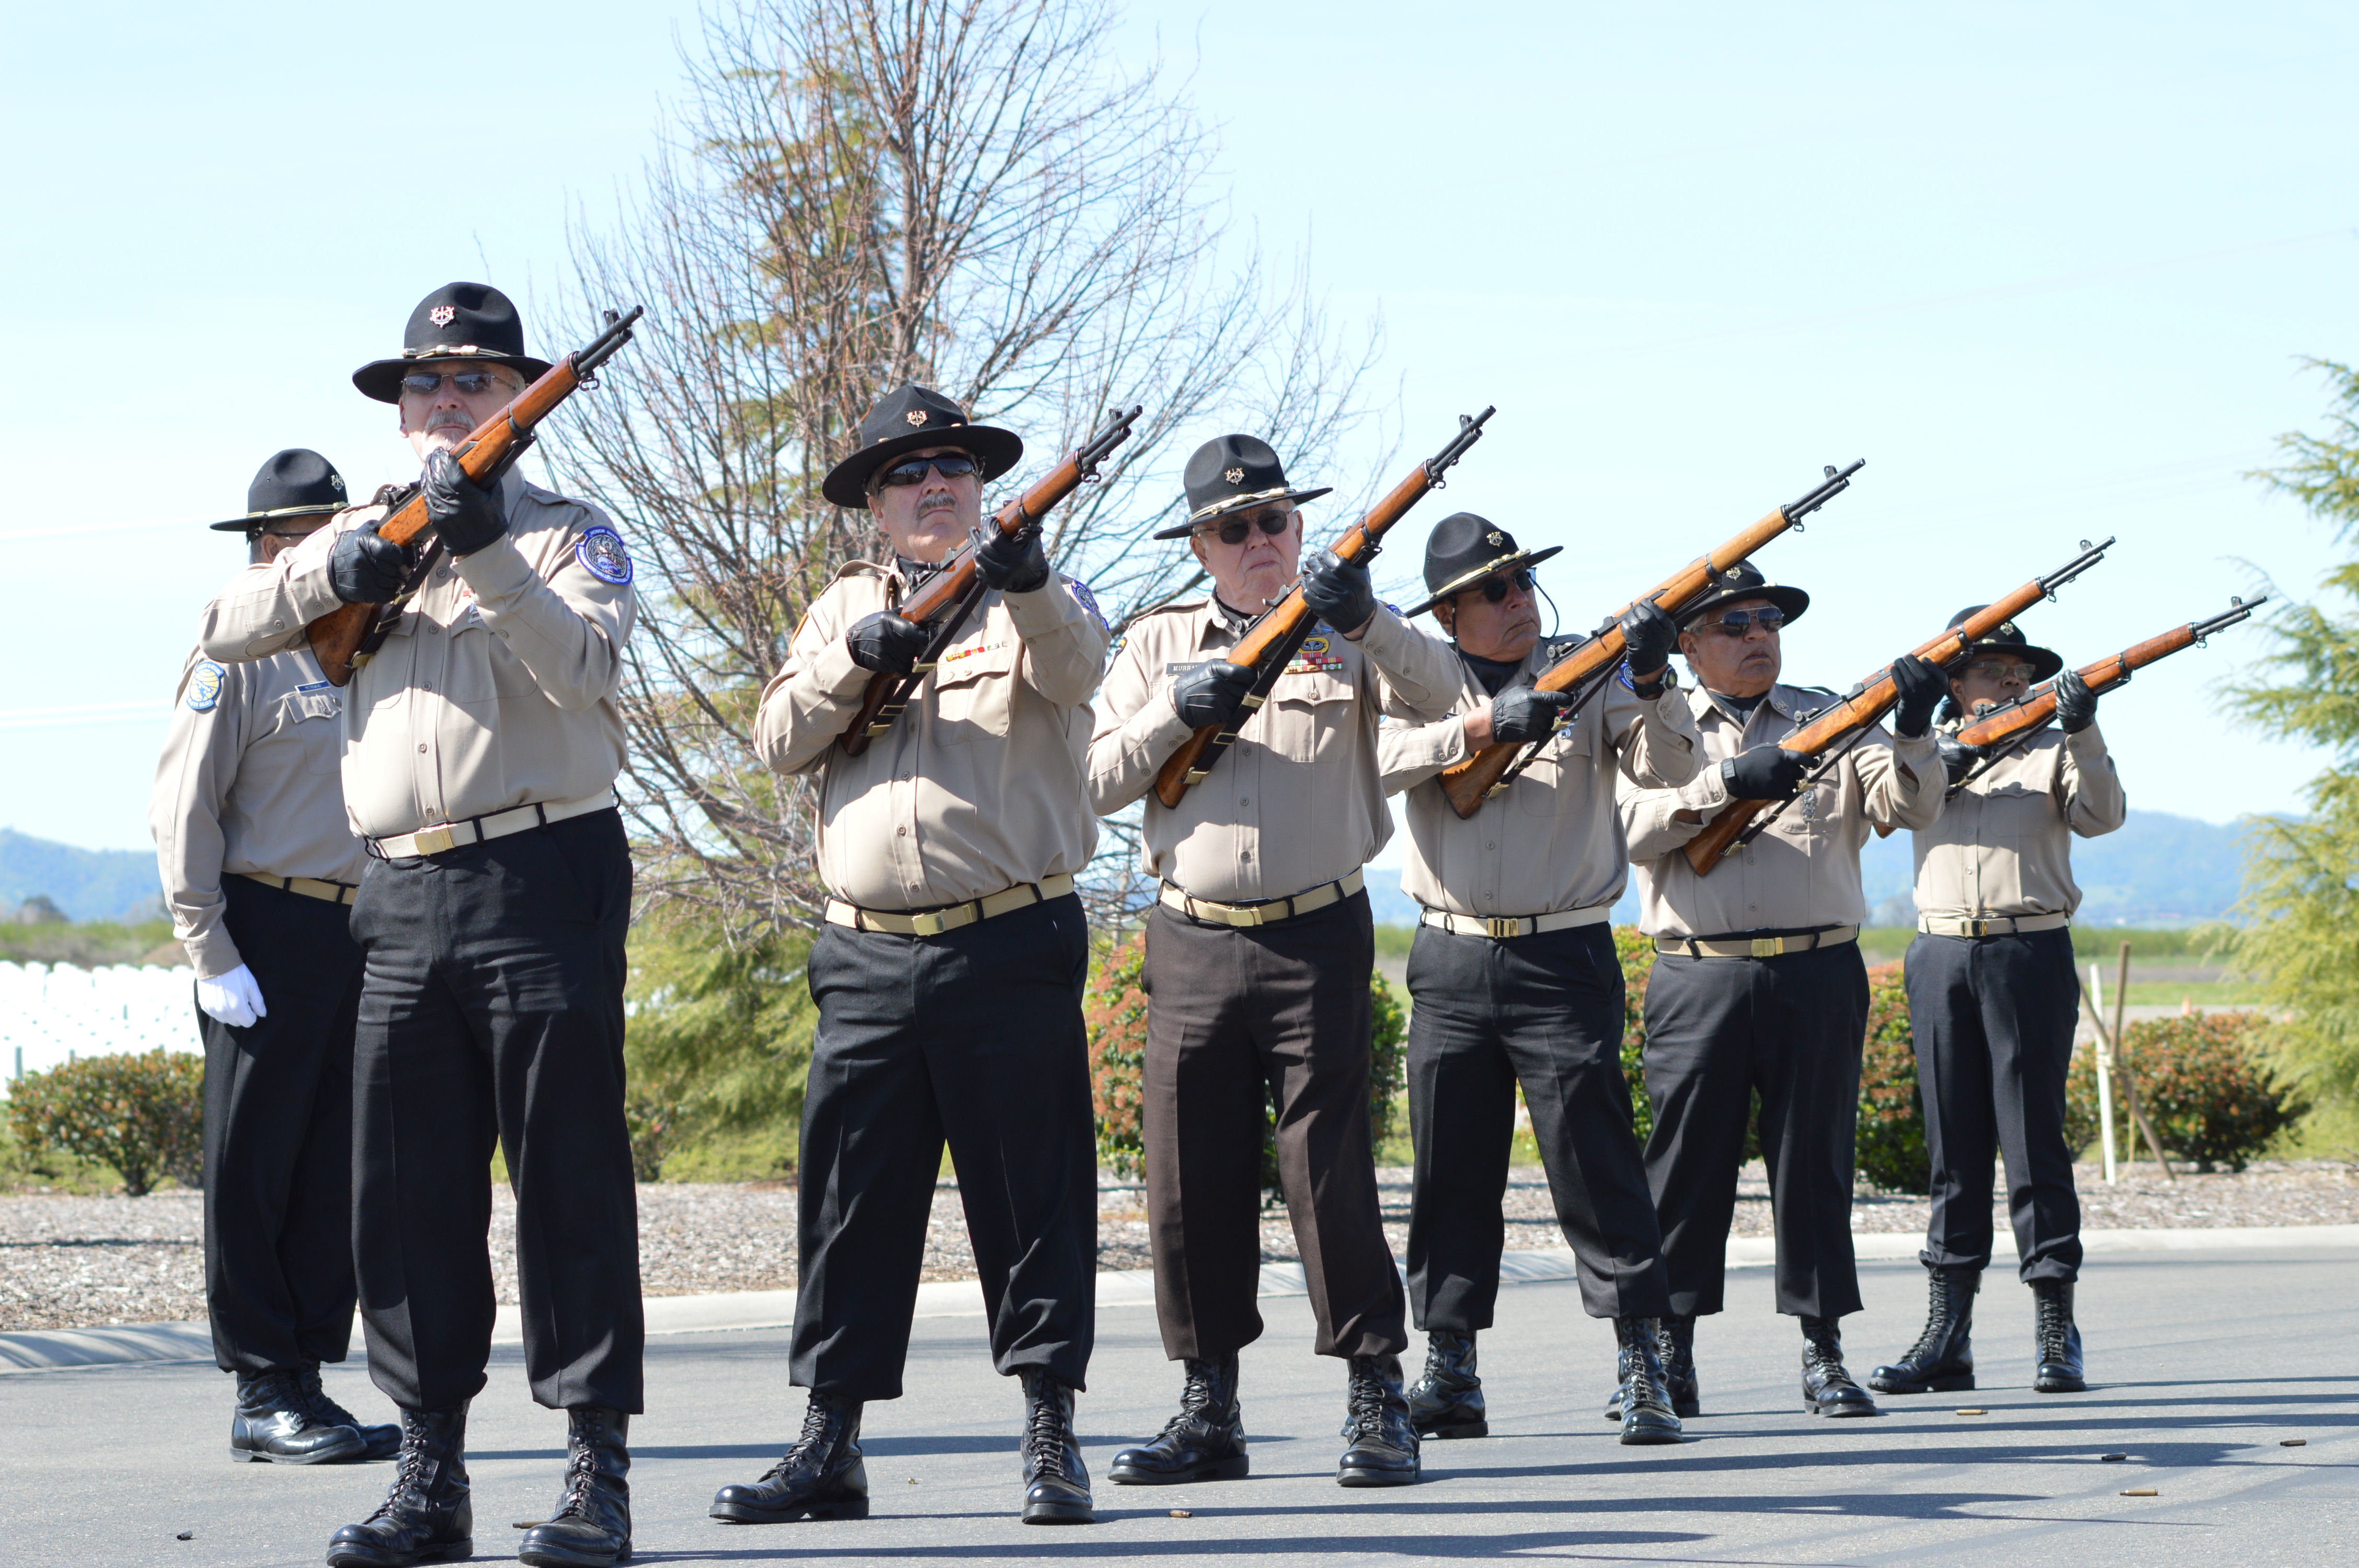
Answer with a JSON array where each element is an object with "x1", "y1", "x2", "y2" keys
[{"x1": 2, "y1": 2, "x2": 2354, "y2": 850}]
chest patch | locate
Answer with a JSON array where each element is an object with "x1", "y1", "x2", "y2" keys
[
  {"x1": 576, "y1": 525, "x2": 634, "y2": 586},
  {"x1": 186, "y1": 661, "x2": 225, "y2": 713},
  {"x1": 1285, "y1": 632, "x2": 1345, "y2": 675}
]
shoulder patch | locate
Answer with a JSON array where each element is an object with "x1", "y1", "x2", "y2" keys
[
  {"x1": 186, "y1": 661, "x2": 226, "y2": 713},
  {"x1": 1068, "y1": 578, "x2": 1106, "y2": 630},
  {"x1": 576, "y1": 525, "x2": 634, "y2": 586}
]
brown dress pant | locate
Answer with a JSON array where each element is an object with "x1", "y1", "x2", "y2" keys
[{"x1": 1141, "y1": 889, "x2": 1408, "y2": 1362}]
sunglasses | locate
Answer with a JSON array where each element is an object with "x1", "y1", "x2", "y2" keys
[
  {"x1": 1195, "y1": 509, "x2": 1295, "y2": 547},
  {"x1": 1460, "y1": 568, "x2": 1537, "y2": 605},
  {"x1": 1962, "y1": 658, "x2": 2036, "y2": 682},
  {"x1": 872, "y1": 453, "x2": 981, "y2": 490},
  {"x1": 399, "y1": 370, "x2": 513, "y2": 397},
  {"x1": 1704, "y1": 607, "x2": 1786, "y2": 637}
]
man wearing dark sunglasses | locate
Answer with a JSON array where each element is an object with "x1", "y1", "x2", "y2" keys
[
  {"x1": 734, "y1": 382, "x2": 1108, "y2": 1528},
  {"x1": 1869, "y1": 612, "x2": 2120, "y2": 1402},
  {"x1": 200, "y1": 282, "x2": 644, "y2": 1568},
  {"x1": 154, "y1": 449, "x2": 404, "y2": 1471},
  {"x1": 1376, "y1": 513, "x2": 1700, "y2": 1448},
  {"x1": 1616, "y1": 560, "x2": 1946, "y2": 1424},
  {"x1": 1090, "y1": 435, "x2": 1459, "y2": 1491}
]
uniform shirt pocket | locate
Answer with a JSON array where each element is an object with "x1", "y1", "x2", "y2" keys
[
  {"x1": 929, "y1": 639, "x2": 1018, "y2": 745},
  {"x1": 1259, "y1": 668, "x2": 1356, "y2": 764},
  {"x1": 1513, "y1": 705, "x2": 1597, "y2": 820}
]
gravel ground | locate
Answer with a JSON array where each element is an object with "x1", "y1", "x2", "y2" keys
[{"x1": 7, "y1": 1160, "x2": 2354, "y2": 1334}]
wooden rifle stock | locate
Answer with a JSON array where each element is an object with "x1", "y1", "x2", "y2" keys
[
  {"x1": 1150, "y1": 408, "x2": 1494, "y2": 809},
  {"x1": 1680, "y1": 536, "x2": 2115, "y2": 875},
  {"x1": 1952, "y1": 595, "x2": 2265, "y2": 754},
  {"x1": 836, "y1": 405, "x2": 1141, "y2": 755},
  {"x1": 305, "y1": 306, "x2": 645, "y2": 686},
  {"x1": 1436, "y1": 460, "x2": 1864, "y2": 818}
]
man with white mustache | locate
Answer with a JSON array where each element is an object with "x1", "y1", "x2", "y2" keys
[
  {"x1": 1377, "y1": 514, "x2": 1700, "y2": 1447},
  {"x1": 199, "y1": 282, "x2": 643, "y2": 1568}
]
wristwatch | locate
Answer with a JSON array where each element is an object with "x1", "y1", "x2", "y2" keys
[{"x1": 1631, "y1": 663, "x2": 1677, "y2": 701}]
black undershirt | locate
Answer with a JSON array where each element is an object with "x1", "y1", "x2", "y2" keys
[
  {"x1": 1707, "y1": 688, "x2": 1767, "y2": 725},
  {"x1": 1459, "y1": 650, "x2": 1525, "y2": 697}
]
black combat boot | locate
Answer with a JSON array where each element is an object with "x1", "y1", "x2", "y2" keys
[
  {"x1": 1406, "y1": 1330, "x2": 1487, "y2": 1439},
  {"x1": 1800, "y1": 1316, "x2": 1880, "y2": 1418},
  {"x1": 1607, "y1": 1315, "x2": 1702, "y2": 1422},
  {"x1": 296, "y1": 1364, "x2": 403, "y2": 1460},
  {"x1": 325, "y1": 1405, "x2": 473, "y2": 1567},
  {"x1": 2031, "y1": 1278, "x2": 2087, "y2": 1393},
  {"x1": 1108, "y1": 1356, "x2": 1249, "y2": 1484},
  {"x1": 709, "y1": 1390, "x2": 869, "y2": 1523},
  {"x1": 1017, "y1": 1370, "x2": 1095, "y2": 1525},
  {"x1": 230, "y1": 1368, "x2": 367, "y2": 1465},
  {"x1": 1611, "y1": 1317, "x2": 1682, "y2": 1445},
  {"x1": 1336, "y1": 1353, "x2": 1421, "y2": 1487},
  {"x1": 1869, "y1": 1265, "x2": 1979, "y2": 1394},
  {"x1": 519, "y1": 1406, "x2": 633, "y2": 1566}
]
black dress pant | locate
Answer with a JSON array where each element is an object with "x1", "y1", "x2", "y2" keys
[
  {"x1": 1141, "y1": 889, "x2": 1407, "y2": 1363},
  {"x1": 1641, "y1": 942, "x2": 1869, "y2": 1319},
  {"x1": 1905, "y1": 928, "x2": 2083, "y2": 1282},
  {"x1": 199, "y1": 875, "x2": 366, "y2": 1375},
  {"x1": 348, "y1": 810, "x2": 642, "y2": 1413},
  {"x1": 1404, "y1": 921, "x2": 1669, "y2": 1328},
  {"x1": 794, "y1": 893, "x2": 1095, "y2": 1400}
]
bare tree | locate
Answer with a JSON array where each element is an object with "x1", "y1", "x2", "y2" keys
[{"x1": 548, "y1": 0, "x2": 1384, "y2": 940}]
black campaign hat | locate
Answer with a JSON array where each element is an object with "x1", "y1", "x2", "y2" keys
[
  {"x1": 1401, "y1": 512, "x2": 1562, "y2": 618},
  {"x1": 206, "y1": 449, "x2": 349, "y2": 533},
  {"x1": 1674, "y1": 559, "x2": 1809, "y2": 630},
  {"x1": 1154, "y1": 434, "x2": 1333, "y2": 540},
  {"x1": 1945, "y1": 605, "x2": 2063, "y2": 680},
  {"x1": 351, "y1": 282, "x2": 554, "y2": 403},
  {"x1": 820, "y1": 384, "x2": 1024, "y2": 509}
]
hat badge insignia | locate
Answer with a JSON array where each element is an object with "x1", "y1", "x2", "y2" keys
[
  {"x1": 2001, "y1": 621, "x2": 2018, "y2": 636},
  {"x1": 906, "y1": 410, "x2": 929, "y2": 426},
  {"x1": 330, "y1": 475, "x2": 345, "y2": 493},
  {"x1": 1485, "y1": 530, "x2": 1505, "y2": 547},
  {"x1": 1223, "y1": 466, "x2": 1245, "y2": 484},
  {"x1": 429, "y1": 305, "x2": 457, "y2": 327}
]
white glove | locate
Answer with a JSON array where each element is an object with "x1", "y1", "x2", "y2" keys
[{"x1": 196, "y1": 964, "x2": 268, "y2": 1029}]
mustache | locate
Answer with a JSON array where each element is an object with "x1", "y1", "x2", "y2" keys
[
  {"x1": 424, "y1": 412, "x2": 473, "y2": 433},
  {"x1": 916, "y1": 490, "x2": 959, "y2": 516}
]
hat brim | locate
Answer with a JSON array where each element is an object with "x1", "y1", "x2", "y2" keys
[
  {"x1": 207, "y1": 504, "x2": 343, "y2": 534},
  {"x1": 821, "y1": 424, "x2": 1025, "y2": 510},
  {"x1": 1960, "y1": 638, "x2": 2064, "y2": 682},
  {"x1": 1150, "y1": 486, "x2": 1334, "y2": 541},
  {"x1": 352, "y1": 352, "x2": 556, "y2": 404},
  {"x1": 1676, "y1": 583, "x2": 1810, "y2": 631},
  {"x1": 1402, "y1": 545, "x2": 1564, "y2": 618}
]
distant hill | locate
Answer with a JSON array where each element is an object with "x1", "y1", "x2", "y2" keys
[
  {"x1": 0, "y1": 829, "x2": 162, "y2": 923},
  {"x1": 1367, "y1": 809, "x2": 2248, "y2": 930}
]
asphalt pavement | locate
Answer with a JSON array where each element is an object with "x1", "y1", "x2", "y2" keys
[{"x1": 5, "y1": 1246, "x2": 2352, "y2": 1566}]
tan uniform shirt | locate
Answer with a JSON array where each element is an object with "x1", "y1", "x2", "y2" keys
[
  {"x1": 1381, "y1": 646, "x2": 1704, "y2": 918},
  {"x1": 196, "y1": 471, "x2": 636, "y2": 840},
  {"x1": 148, "y1": 646, "x2": 369, "y2": 977},
  {"x1": 752, "y1": 563, "x2": 1107, "y2": 910},
  {"x1": 1913, "y1": 721, "x2": 2125, "y2": 919},
  {"x1": 1090, "y1": 601, "x2": 1460, "y2": 902},
  {"x1": 1620, "y1": 683, "x2": 1944, "y2": 939}
]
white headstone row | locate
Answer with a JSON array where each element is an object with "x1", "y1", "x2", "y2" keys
[{"x1": 0, "y1": 961, "x2": 200, "y2": 1093}]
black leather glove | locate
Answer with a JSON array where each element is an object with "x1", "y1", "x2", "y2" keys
[
  {"x1": 1888, "y1": 653, "x2": 1947, "y2": 738},
  {"x1": 845, "y1": 611, "x2": 931, "y2": 676},
  {"x1": 421, "y1": 451, "x2": 508, "y2": 556},
  {"x1": 1489, "y1": 685, "x2": 1575, "y2": 744},
  {"x1": 2053, "y1": 668, "x2": 2098, "y2": 733},
  {"x1": 1301, "y1": 552, "x2": 1377, "y2": 635},
  {"x1": 1722, "y1": 743, "x2": 1810, "y2": 801},
  {"x1": 1172, "y1": 659, "x2": 1259, "y2": 730},
  {"x1": 1937, "y1": 733, "x2": 1988, "y2": 787},
  {"x1": 327, "y1": 518, "x2": 410, "y2": 605},
  {"x1": 1617, "y1": 599, "x2": 1678, "y2": 678},
  {"x1": 973, "y1": 522, "x2": 1050, "y2": 594}
]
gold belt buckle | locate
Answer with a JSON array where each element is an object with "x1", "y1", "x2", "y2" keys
[
  {"x1": 1486, "y1": 916, "x2": 1524, "y2": 940},
  {"x1": 411, "y1": 824, "x2": 457, "y2": 856},
  {"x1": 1964, "y1": 917, "x2": 1989, "y2": 938},
  {"x1": 1750, "y1": 936, "x2": 1782, "y2": 959}
]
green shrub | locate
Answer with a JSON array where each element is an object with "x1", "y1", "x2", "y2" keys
[
  {"x1": 1856, "y1": 963, "x2": 1930, "y2": 1194},
  {"x1": 7, "y1": 1048, "x2": 203, "y2": 1196},
  {"x1": 2068, "y1": 1010, "x2": 2302, "y2": 1172},
  {"x1": 1085, "y1": 928, "x2": 1408, "y2": 1190},
  {"x1": 623, "y1": 915, "x2": 816, "y2": 1181}
]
